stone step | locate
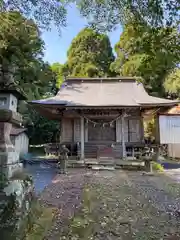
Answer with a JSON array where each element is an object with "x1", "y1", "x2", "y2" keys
[
  {"x1": 98, "y1": 157, "x2": 115, "y2": 166},
  {"x1": 91, "y1": 165, "x2": 115, "y2": 171}
]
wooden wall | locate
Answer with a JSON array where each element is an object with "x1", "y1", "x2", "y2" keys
[
  {"x1": 61, "y1": 118, "x2": 73, "y2": 142},
  {"x1": 88, "y1": 120, "x2": 116, "y2": 141},
  {"x1": 61, "y1": 112, "x2": 143, "y2": 143},
  {"x1": 116, "y1": 117, "x2": 142, "y2": 143},
  {"x1": 74, "y1": 118, "x2": 81, "y2": 142}
]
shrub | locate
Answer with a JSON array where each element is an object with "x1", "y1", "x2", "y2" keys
[{"x1": 152, "y1": 162, "x2": 164, "y2": 172}]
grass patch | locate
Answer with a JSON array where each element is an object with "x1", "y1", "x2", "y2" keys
[
  {"x1": 152, "y1": 161, "x2": 164, "y2": 172},
  {"x1": 70, "y1": 186, "x2": 95, "y2": 239},
  {"x1": 25, "y1": 207, "x2": 56, "y2": 240}
]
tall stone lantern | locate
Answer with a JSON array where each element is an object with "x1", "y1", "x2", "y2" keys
[
  {"x1": 0, "y1": 66, "x2": 26, "y2": 178},
  {"x1": 0, "y1": 65, "x2": 33, "y2": 239}
]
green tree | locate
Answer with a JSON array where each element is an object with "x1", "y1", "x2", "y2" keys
[
  {"x1": 23, "y1": 107, "x2": 59, "y2": 145},
  {"x1": 1, "y1": 0, "x2": 179, "y2": 33},
  {"x1": 18, "y1": 60, "x2": 59, "y2": 145},
  {"x1": 0, "y1": 11, "x2": 43, "y2": 84},
  {"x1": 66, "y1": 28, "x2": 115, "y2": 77},
  {"x1": 164, "y1": 68, "x2": 180, "y2": 99},
  {"x1": 18, "y1": 61, "x2": 59, "y2": 145},
  {"x1": 0, "y1": 11, "x2": 58, "y2": 98},
  {"x1": 76, "y1": 0, "x2": 180, "y2": 30},
  {"x1": 0, "y1": 0, "x2": 67, "y2": 31},
  {"x1": 0, "y1": 11, "x2": 59, "y2": 144},
  {"x1": 111, "y1": 22, "x2": 180, "y2": 96},
  {"x1": 51, "y1": 63, "x2": 69, "y2": 89}
]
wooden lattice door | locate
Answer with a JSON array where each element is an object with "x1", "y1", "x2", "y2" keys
[{"x1": 88, "y1": 120, "x2": 116, "y2": 141}]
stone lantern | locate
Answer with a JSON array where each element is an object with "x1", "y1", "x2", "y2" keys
[
  {"x1": 0, "y1": 65, "x2": 33, "y2": 239},
  {"x1": 0, "y1": 65, "x2": 26, "y2": 178}
]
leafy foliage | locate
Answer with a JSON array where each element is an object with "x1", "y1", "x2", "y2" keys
[
  {"x1": 76, "y1": 0, "x2": 180, "y2": 30},
  {"x1": 152, "y1": 162, "x2": 164, "y2": 172},
  {"x1": 164, "y1": 68, "x2": 180, "y2": 99},
  {"x1": 0, "y1": 11, "x2": 59, "y2": 144},
  {"x1": 0, "y1": 11, "x2": 43, "y2": 65},
  {"x1": 66, "y1": 28, "x2": 115, "y2": 77},
  {"x1": 25, "y1": 108, "x2": 59, "y2": 145},
  {"x1": 144, "y1": 119, "x2": 155, "y2": 142},
  {"x1": 0, "y1": 0, "x2": 67, "y2": 31},
  {"x1": 0, "y1": 11, "x2": 47, "y2": 99},
  {"x1": 1, "y1": 0, "x2": 179, "y2": 34},
  {"x1": 111, "y1": 22, "x2": 180, "y2": 96},
  {"x1": 51, "y1": 62, "x2": 69, "y2": 89}
]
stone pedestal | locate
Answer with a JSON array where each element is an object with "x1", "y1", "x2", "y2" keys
[
  {"x1": 144, "y1": 158, "x2": 153, "y2": 172},
  {"x1": 0, "y1": 111, "x2": 23, "y2": 179},
  {"x1": 0, "y1": 122, "x2": 22, "y2": 179}
]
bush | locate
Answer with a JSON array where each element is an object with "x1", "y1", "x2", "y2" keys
[{"x1": 152, "y1": 162, "x2": 164, "y2": 172}]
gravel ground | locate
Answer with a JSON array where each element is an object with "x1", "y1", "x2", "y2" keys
[
  {"x1": 39, "y1": 169, "x2": 180, "y2": 240},
  {"x1": 39, "y1": 169, "x2": 92, "y2": 240}
]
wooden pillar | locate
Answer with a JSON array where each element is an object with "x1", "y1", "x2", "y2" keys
[
  {"x1": 154, "y1": 113, "x2": 160, "y2": 161},
  {"x1": 116, "y1": 118, "x2": 121, "y2": 142},
  {"x1": 121, "y1": 112, "x2": 126, "y2": 159},
  {"x1": 59, "y1": 119, "x2": 63, "y2": 143},
  {"x1": 80, "y1": 116, "x2": 85, "y2": 159},
  {"x1": 154, "y1": 114, "x2": 160, "y2": 144},
  {"x1": 140, "y1": 114, "x2": 145, "y2": 143},
  {"x1": 85, "y1": 119, "x2": 88, "y2": 142}
]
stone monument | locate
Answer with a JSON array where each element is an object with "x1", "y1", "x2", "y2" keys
[{"x1": 0, "y1": 64, "x2": 34, "y2": 239}]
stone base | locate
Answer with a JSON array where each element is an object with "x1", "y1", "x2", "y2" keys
[
  {"x1": 0, "y1": 150, "x2": 22, "y2": 178},
  {"x1": 0, "y1": 162, "x2": 23, "y2": 179},
  {"x1": 142, "y1": 172, "x2": 154, "y2": 176},
  {"x1": 91, "y1": 165, "x2": 115, "y2": 170}
]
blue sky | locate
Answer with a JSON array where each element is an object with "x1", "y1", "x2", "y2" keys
[{"x1": 42, "y1": 5, "x2": 122, "y2": 64}]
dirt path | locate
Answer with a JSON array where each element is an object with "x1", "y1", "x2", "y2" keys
[{"x1": 40, "y1": 169, "x2": 180, "y2": 240}]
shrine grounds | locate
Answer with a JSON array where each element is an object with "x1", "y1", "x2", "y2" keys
[{"x1": 25, "y1": 169, "x2": 180, "y2": 240}]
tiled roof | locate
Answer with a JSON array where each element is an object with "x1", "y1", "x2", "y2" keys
[{"x1": 30, "y1": 77, "x2": 179, "y2": 107}]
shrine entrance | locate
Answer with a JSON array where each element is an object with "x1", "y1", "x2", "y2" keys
[{"x1": 88, "y1": 119, "x2": 116, "y2": 142}]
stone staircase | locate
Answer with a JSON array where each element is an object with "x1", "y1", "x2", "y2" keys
[
  {"x1": 84, "y1": 143, "x2": 98, "y2": 158},
  {"x1": 76, "y1": 143, "x2": 124, "y2": 170},
  {"x1": 93, "y1": 157, "x2": 115, "y2": 170},
  {"x1": 77, "y1": 142, "x2": 123, "y2": 159}
]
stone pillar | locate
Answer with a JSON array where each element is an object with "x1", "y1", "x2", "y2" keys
[
  {"x1": 80, "y1": 116, "x2": 85, "y2": 159},
  {"x1": 0, "y1": 114, "x2": 22, "y2": 178}
]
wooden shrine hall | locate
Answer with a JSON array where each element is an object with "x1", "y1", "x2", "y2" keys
[{"x1": 30, "y1": 77, "x2": 179, "y2": 160}]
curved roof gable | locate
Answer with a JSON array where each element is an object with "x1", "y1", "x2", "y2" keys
[{"x1": 30, "y1": 77, "x2": 179, "y2": 107}]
